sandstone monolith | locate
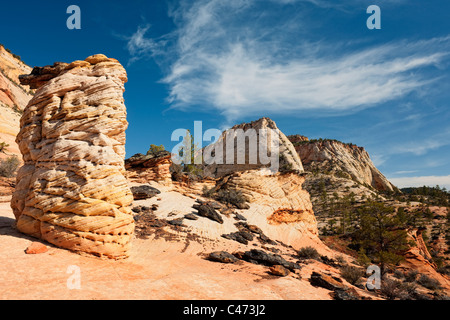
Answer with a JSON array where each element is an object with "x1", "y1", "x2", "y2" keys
[{"x1": 11, "y1": 54, "x2": 134, "y2": 259}]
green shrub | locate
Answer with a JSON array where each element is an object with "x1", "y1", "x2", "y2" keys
[
  {"x1": 352, "y1": 201, "x2": 409, "y2": 269},
  {"x1": 393, "y1": 269, "x2": 404, "y2": 280},
  {"x1": 381, "y1": 278, "x2": 402, "y2": 300},
  {"x1": 0, "y1": 141, "x2": 9, "y2": 153},
  {"x1": 214, "y1": 188, "x2": 248, "y2": 208},
  {"x1": 202, "y1": 185, "x2": 215, "y2": 198},
  {"x1": 0, "y1": 155, "x2": 20, "y2": 178},
  {"x1": 398, "y1": 282, "x2": 418, "y2": 298},
  {"x1": 297, "y1": 246, "x2": 320, "y2": 260},
  {"x1": 404, "y1": 270, "x2": 419, "y2": 283},
  {"x1": 340, "y1": 265, "x2": 364, "y2": 285},
  {"x1": 335, "y1": 255, "x2": 346, "y2": 265},
  {"x1": 202, "y1": 186, "x2": 249, "y2": 209},
  {"x1": 356, "y1": 248, "x2": 372, "y2": 268},
  {"x1": 146, "y1": 144, "x2": 165, "y2": 156},
  {"x1": 380, "y1": 276, "x2": 419, "y2": 300},
  {"x1": 437, "y1": 264, "x2": 450, "y2": 276},
  {"x1": 417, "y1": 274, "x2": 442, "y2": 291},
  {"x1": 278, "y1": 153, "x2": 293, "y2": 172},
  {"x1": 12, "y1": 104, "x2": 23, "y2": 115}
]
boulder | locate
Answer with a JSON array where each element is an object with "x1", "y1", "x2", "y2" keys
[
  {"x1": 222, "y1": 230, "x2": 254, "y2": 245},
  {"x1": 309, "y1": 271, "x2": 347, "y2": 291},
  {"x1": 208, "y1": 251, "x2": 239, "y2": 264},
  {"x1": 125, "y1": 151, "x2": 172, "y2": 184},
  {"x1": 184, "y1": 213, "x2": 199, "y2": 220},
  {"x1": 25, "y1": 242, "x2": 48, "y2": 254},
  {"x1": 130, "y1": 185, "x2": 161, "y2": 200},
  {"x1": 213, "y1": 170, "x2": 318, "y2": 238},
  {"x1": 269, "y1": 265, "x2": 290, "y2": 277},
  {"x1": 192, "y1": 203, "x2": 223, "y2": 224},
  {"x1": 241, "y1": 249, "x2": 301, "y2": 271}
]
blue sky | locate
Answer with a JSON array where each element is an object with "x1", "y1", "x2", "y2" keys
[{"x1": 1, "y1": 0, "x2": 450, "y2": 188}]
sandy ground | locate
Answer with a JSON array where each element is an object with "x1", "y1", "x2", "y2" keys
[{"x1": 0, "y1": 199, "x2": 334, "y2": 300}]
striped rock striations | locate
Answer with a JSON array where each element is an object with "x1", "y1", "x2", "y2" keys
[
  {"x1": 11, "y1": 54, "x2": 134, "y2": 259},
  {"x1": 125, "y1": 151, "x2": 172, "y2": 185},
  {"x1": 289, "y1": 136, "x2": 395, "y2": 192},
  {"x1": 212, "y1": 170, "x2": 318, "y2": 247}
]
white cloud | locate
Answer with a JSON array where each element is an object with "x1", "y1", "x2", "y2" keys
[
  {"x1": 396, "y1": 140, "x2": 450, "y2": 156},
  {"x1": 390, "y1": 129, "x2": 450, "y2": 156},
  {"x1": 124, "y1": 24, "x2": 169, "y2": 65},
  {"x1": 394, "y1": 170, "x2": 418, "y2": 175},
  {"x1": 371, "y1": 154, "x2": 387, "y2": 167},
  {"x1": 389, "y1": 175, "x2": 450, "y2": 189},
  {"x1": 126, "y1": 0, "x2": 450, "y2": 121}
]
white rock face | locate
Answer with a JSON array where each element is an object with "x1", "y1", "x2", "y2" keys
[
  {"x1": 202, "y1": 117, "x2": 304, "y2": 178},
  {"x1": 292, "y1": 138, "x2": 395, "y2": 192},
  {"x1": 11, "y1": 54, "x2": 134, "y2": 259}
]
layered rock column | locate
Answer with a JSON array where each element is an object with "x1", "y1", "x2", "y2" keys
[{"x1": 11, "y1": 54, "x2": 134, "y2": 259}]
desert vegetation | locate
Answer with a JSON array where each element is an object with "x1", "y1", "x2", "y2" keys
[
  {"x1": 0, "y1": 141, "x2": 9, "y2": 153},
  {"x1": 0, "y1": 155, "x2": 20, "y2": 178},
  {"x1": 314, "y1": 184, "x2": 450, "y2": 299},
  {"x1": 202, "y1": 185, "x2": 249, "y2": 209}
]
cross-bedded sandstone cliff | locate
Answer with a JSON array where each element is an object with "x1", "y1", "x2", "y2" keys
[
  {"x1": 215, "y1": 170, "x2": 318, "y2": 241},
  {"x1": 11, "y1": 54, "x2": 134, "y2": 259},
  {"x1": 289, "y1": 136, "x2": 395, "y2": 192}
]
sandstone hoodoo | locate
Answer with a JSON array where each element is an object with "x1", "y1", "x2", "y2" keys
[{"x1": 11, "y1": 54, "x2": 134, "y2": 259}]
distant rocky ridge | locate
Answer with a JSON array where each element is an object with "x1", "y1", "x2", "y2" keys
[
  {"x1": 200, "y1": 118, "x2": 395, "y2": 194},
  {"x1": 289, "y1": 135, "x2": 395, "y2": 193},
  {"x1": 11, "y1": 54, "x2": 134, "y2": 259}
]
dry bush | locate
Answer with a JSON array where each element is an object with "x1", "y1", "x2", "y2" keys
[
  {"x1": 340, "y1": 265, "x2": 364, "y2": 285},
  {"x1": 0, "y1": 155, "x2": 20, "y2": 178},
  {"x1": 417, "y1": 274, "x2": 442, "y2": 291},
  {"x1": 297, "y1": 246, "x2": 320, "y2": 260}
]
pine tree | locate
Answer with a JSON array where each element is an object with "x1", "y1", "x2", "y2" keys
[{"x1": 353, "y1": 201, "x2": 410, "y2": 271}]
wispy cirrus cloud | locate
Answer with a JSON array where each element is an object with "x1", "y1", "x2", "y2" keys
[
  {"x1": 123, "y1": 24, "x2": 171, "y2": 66},
  {"x1": 396, "y1": 139, "x2": 450, "y2": 156},
  {"x1": 390, "y1": 128, "x2": 450, "y2": 156},
  {"x1": 394, "y1": 170, "x2": 418, "y2": 175},
  {"x1": 126, "y1": 25, "x2": 158, "y2": 64},
  {"x1": 125, "y1": 0, "x2": 450, "y2": 121}
]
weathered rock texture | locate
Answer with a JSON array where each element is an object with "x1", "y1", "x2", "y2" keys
[
  {"x1": 0, "y1": 45, "x2": 34, "y2": 160},
  {"x1": 214, "y1": 170, "x2": 318, "y2": 240},
  {"x1": 202, "y1": 117, "x2": 303, "y2": 178},
  {"x1": 125, "y1": 151, "x2": 172, "y2": 184},
  {"x1": 289, "y1": 136, "x2": 395, "y2": 192},
  {"x1": 11, "y1": 54, "x2": 134, "y2": 259},
  {"x1": 399, "y1": 228, "x2": 450, "y2": 291}
]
